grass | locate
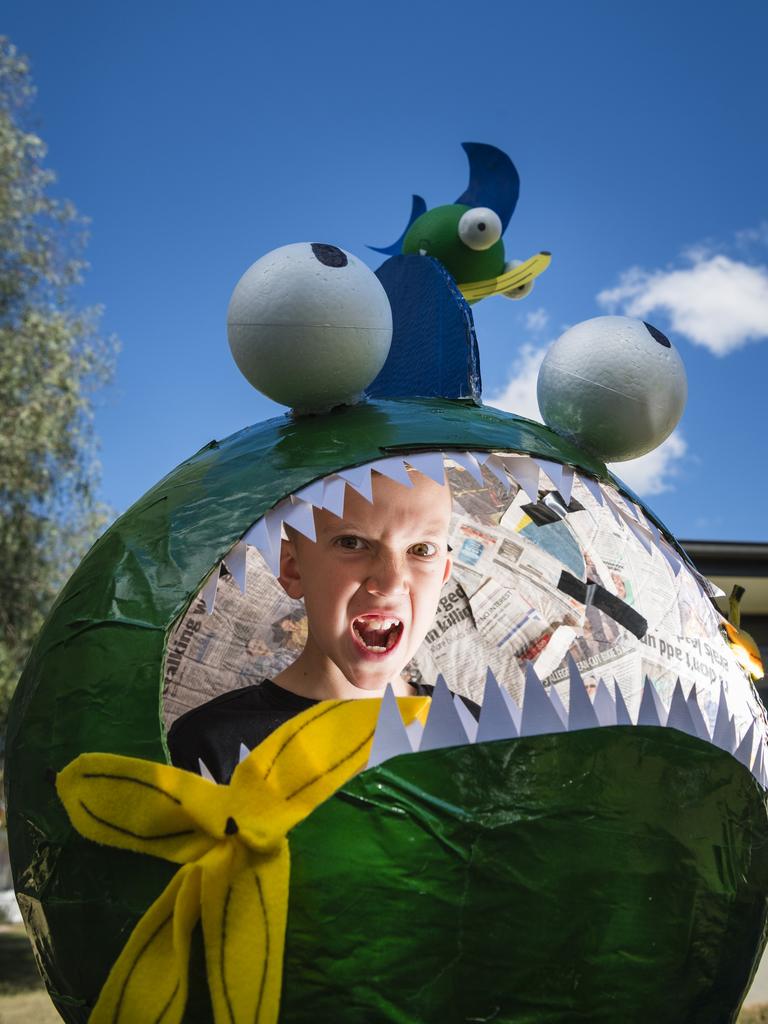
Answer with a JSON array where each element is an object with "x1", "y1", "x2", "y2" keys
[
  {"x1": 0, "y1": 922, "x2": 766, "y2": 1022},
  {"x1": 0, "y1": 925, "x2": 46, "y2": 997}
]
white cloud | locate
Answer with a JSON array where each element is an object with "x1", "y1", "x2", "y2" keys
[
  {"x1": 735, "y1": 221, "x2": 768, "y2": 249},
  {"x1": 608, "y1": 431, "x2": 687, "y2": 497},
  {"x1": 489, "y1": 343, "x2": 546, "y2": 422},
  {"x1": 524, "y1": 307, "x2": 549, "y2": 332},
  {"x1": 489, "y1": 344, "x2": 687, "y2": 497},
  {"x1": 597, "y1": 254, "x2": 768, "y2": 356}
]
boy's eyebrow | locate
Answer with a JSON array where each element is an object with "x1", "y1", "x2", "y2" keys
[{"x1": 318, "y1": 519, "x2": 450, "y2": 536}]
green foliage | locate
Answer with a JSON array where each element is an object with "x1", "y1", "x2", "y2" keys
[{"x1": 0, "y1": 37, "x2": 117, "y2": 741}]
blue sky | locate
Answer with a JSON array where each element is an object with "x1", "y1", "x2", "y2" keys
[{"x1": 5, "y1": 1, "x2": 768, "y2": 541}]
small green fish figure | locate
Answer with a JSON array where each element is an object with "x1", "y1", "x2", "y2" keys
[{"x1": 371, "y1": 142, "x2": 551, "y2": 303}]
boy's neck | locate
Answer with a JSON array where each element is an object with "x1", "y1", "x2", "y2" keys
[{"x1": 273, "y1": 647, "x2": 415, "y2": 701}]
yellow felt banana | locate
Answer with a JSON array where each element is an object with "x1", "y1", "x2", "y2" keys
[
  {"x1": 459, "y1": 251, "x2": 552, "y2": 302},
  {"x1": 57, "y1": 695, "x2": 429, "y2": 1024},
  {"x1": 84, "y1": 861, "x2": 202, "y2": 1024}
]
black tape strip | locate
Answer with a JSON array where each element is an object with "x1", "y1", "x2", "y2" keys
[
  {"x1": 558, "y1": 571, "x2": 587, "y2": 602},
  {"x1": 522, "y1": 493, "x2": 585, "y2": 527},
  {"x1": 558, "y1": 571, "x2": 647, "y2": 639},
  {"x1": 521, "y1": 502, "x2": 561, "y2": 526}
]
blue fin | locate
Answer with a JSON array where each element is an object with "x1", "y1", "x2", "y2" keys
[
  {"x1": 454, "y1": 142, "x2": 520, "y2": 233},
  {"x1": 368, "y1": 254, "x2": 482, "y2": 402},
  {"x1": 369, "y1": 194, "x2": 427, "y2": 255}
]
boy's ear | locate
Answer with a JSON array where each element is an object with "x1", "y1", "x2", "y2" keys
[{"x1": 278, "y1": 537, "x2": 305, "y2": 599}]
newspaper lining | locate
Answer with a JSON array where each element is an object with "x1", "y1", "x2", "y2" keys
[{"x1": 163, "y1": 457, "x2": 762, "y2": 740}]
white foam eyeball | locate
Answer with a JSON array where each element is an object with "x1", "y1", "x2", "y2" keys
[
  {"x1": 227, "y1": 243, "x2": 393, "y2": 413},
  {"x1": 536, "y1": 316, "x2": 687, "y2": 462},
  {"x1": 458, "y1": 207, "x2": 502, "y2": 251}
]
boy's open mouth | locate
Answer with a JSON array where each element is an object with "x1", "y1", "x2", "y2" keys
[{"x1": 351, "y1": 615, "x2": 404, "y2": 655}]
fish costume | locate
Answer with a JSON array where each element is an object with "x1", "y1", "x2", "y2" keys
[{"x1": 5, "y1": 145, "x2": 767, "y2": 1024}]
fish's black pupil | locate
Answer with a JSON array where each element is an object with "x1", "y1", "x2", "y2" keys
[
  {"x1": 311, "y1": 243, "x2": 348, "y2": 268},
  {"x1": 478, "y1": 222, "x2": 486, "y2": 231},
  {"x1": 643, "y1": 321, "x2": 671, "y2": 348}
]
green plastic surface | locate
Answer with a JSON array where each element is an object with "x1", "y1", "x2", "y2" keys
[{"x1": 5, "y1": 397, "x2": 750, "y2": 1022}]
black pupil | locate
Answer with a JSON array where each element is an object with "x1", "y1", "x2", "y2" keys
[
  {"x1": 477, "y1": 222, "x2": 486, "y2": 231},
  {"x1": 311, "y1": 243, "x2": 348, "y2": 268},
  {"x1": 643, "y1": 321, "x2": 671, "y2": 348}
]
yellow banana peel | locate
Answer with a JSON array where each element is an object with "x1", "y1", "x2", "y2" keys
[
  {"x1": 458, "y1": 251, "x2": 551, "y2": 302},
  {"x1": 57, "y1": 695, "x2": 429, "y2": 1024}
]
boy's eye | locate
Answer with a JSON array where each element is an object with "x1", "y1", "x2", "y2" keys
[
  {"x1": 335, "y1": 535, "x2": 367, "y2": 551},
  {"x1": 409, "y1": 541, "x2": 438, "y2": 558}
]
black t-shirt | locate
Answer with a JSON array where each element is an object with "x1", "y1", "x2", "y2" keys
[{"x1": 168, "y1": 679, "x2": 478, "y2": 784}]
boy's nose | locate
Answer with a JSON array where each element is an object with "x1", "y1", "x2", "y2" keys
[{"x1": 365, "y1": 553, "x2": 408, "y2": 596}]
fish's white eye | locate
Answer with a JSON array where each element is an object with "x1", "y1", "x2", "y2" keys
[{"x1": 457, "y1": 207, "x2": 502, "y2": 251}]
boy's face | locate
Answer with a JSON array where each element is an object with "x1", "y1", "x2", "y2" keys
[{"x1": 279, "y1": 471, "x2": 452, "y2": 692}]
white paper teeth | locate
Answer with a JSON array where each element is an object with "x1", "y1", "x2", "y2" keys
[
  {"x1": 364, "y1": 660, "x2": 767, "y2": 788},
  {"x1": 476, "y1": 669, "x2": 517, "y2": 744},
  {"x1": 198, "y1": 758, "x2": 215, "y2": 782},
  {"x1": 532, "y1": 459, "x2": 574, "y2": 506},
  {"x1": 500, "y1": 686, "x2": 522, "y2": 733},
  {"x1": 637, "y1": 677, "x2": 667, "y2": 728},
  {"x1": 281, "y1": 499, "x2": 317, "y2": 542},
  {"x1": 520, "y1": 663, "x2": 566, "y2": 737},
  {"x1": 659, "y1": 540, "x2": 683, "y2": 577},
  {"x1": 236, "y1": 449, "x2": 561, "y2": 583},
  {"x1": 618, "y1": 509, "x2": 654, "y2": 555},
  {"x1": 753, "y1": 743, "x2": 768, "y2": 788},
  {"x1": 567, "y1": 657, "x2": 599, "y2": 731},
  {"x1": 201, "y1": 569, "x2": 219, "y2": 615},
  {"x1": 243, "y1": 516, "x2": 273, "y2": 563},
  {"x1": 443, "y1": 450, "x2": 485, "y2": 486},
  {"x1": 603, "y1": 491, "x2": 628, "y2": 529},
  {"x1": 238, "y1": 742, "x2": 251, "y2": 764},
  {"x1": 263, "y1": 510, "x2": 285, "y2": 575},
  {"x1": 321, "y1": 475, "x2": 347, "y2": 518},
  {"x1": 419, "y1": 674, "x2": 472, "y2": 751},
  {"x1": 666, "y1": 680, "x2": 698, "y2": 739},
  {"x1": 533, "y1": 458, "x2": 565, "y2": 499},
  {"x1": 368, "y1": 684, "x2": 414, "y2": 768},
  {"x1": 505, "y1": 456, "x2": 540, "y2": 504},
  {"x1": 482, "y1": 455, "x2": 513, "y2": 491},
  {"x1": 734, "y1": 722, "x2": 755, "y2": 771},
  {"x1": 338, "y1": 465, "x2": 373, "y2": 503},
  {"x1": 593, "y1": 679, "x2": 617, "y2": 727},
  {"x1": 453, "y1": 693, "x2": 480, "y2": 742},
  {"x1": 293, "y1": 479, "x2": 326, "y2": 506},
  {"x1": 370, "y1": 455, "x2": 415, "y2": 488},
  {"x1": 712, "y1": 683, "x2": 732, "y2": 751},
  {"x1": 686, "y1": 685, "x2": 711, "y2": 742},
  {"x1": 403, "y1": 451, "x2": 446, "y2": 487},
  {"x1": 548, "y1": 685, "x2": 568, "y2": 728},
  {"x1": 614, "y1": 683, "x2": 633, "y2": 726},
  {"x1": 223, "y1": 540, "x2": 247, "y2": 594},
  {"x1": 577, "y1": 472, "x2": 605, "y2": 508}
]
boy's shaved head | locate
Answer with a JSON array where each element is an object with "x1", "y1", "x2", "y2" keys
[{"x1": 276, "y1": 469, "x2": 452, "y2": 700}]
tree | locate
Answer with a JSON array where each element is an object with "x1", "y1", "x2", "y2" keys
[{"x1": 0, "y1": 37, "x2": 118, "y2": 741}]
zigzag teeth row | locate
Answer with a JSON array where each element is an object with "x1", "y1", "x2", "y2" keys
[
  {"x1": 201, "y1": 451, "x2": 685, "y2": 612},
  {"x1": 367, "y1": 659, "x2": 768, "y2": 790}
]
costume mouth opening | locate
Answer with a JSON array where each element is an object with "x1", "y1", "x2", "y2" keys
[
  {"x1": 352, "y1": 616, "x2": 404, "y2": 653},
  {"x1": 167, "y1": 447, "x2": 765, "y2": 790}
]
